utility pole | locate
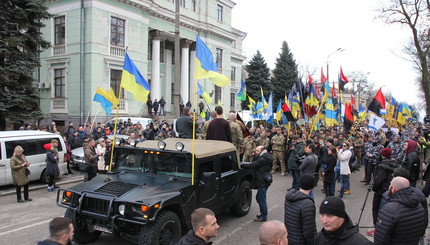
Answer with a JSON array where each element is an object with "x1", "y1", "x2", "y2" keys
[{"x1": 173, "y1": 0, "x2": 181, "y2": 118}]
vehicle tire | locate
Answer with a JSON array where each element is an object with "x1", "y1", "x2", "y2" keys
[
  {"x1": 138, "y1": 210, "x2": 181, "y2": 245},
  {"x1": 230, "y1": 180, "x2": 252, "y2": 216},
  {"x1": 40, "y1": 169, "x2": 49, "y2": 184},
  {"x1": 65, "y1": 209, "x2": 101, "y2": 244}
]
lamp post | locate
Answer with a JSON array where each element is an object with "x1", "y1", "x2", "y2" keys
[{"x1": 326, "y1": 48, "x2": 345, "y2": 82}]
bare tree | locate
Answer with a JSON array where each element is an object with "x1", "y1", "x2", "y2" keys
[{"x1": 379, "y1": 0, "x2": 430, "y2": 113}]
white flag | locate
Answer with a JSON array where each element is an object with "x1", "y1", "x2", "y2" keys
[{"x1": 369, "y1": 113, "x2": 385, "y2": 131}]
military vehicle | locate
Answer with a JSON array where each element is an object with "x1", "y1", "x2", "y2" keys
[{"x1": 57, "y1": 138, "x2": 254, "y2": 244}]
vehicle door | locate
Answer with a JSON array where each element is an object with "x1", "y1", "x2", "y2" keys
[
  {"x1": 0, "y1": 142, "x2": 6, "y2": 185},
  {"x1": 216, "y1": 152, "x2": 239, "y2": 202},
  {"x1": 197, "y1": 158, "x2": 220, "y2": 209}
]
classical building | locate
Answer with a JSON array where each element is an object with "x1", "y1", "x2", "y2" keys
[{"x1": 37, "y1": 0, "x2": 246, "y2": 126}]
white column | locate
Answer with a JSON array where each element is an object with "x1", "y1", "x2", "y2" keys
[
  {"x1": 165, "y1": 48, "x2": 173, "y2": 113},
  {"x1": 189, "y1": 43, "x2": 196, "y2": 104},
  {"x1": 150, "y1": 30, "x2": 163, "y2": 101},
  {"x1": 180, "y1": 39, "x2": 192, "y2": 104}
]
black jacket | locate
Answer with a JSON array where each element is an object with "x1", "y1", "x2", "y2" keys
[
  {"x1": 323, "y1": 155, "x2": 336, "y2": 184},
  {"x1": 241, "y1": 150, "x2": 272, "y2": 188},
  {"x1": 372, "y1": 159, "x2": 397, "y2": 194},
  {"x1": 404, "y1": 150, "x2": 420, "y2": 181},
  {"x1": 177, "y1": 230, "x2": 212, "y2": 245},
  {"x1": 314, "y1": 215, "x2": 372, "y2": 245},
  {"x1": 284, "y1": 189, "x2": 316, "y2": 245},
  {"x1": 375, "y1": 187, "x2": 427, "y2": 245},
  {"x1": 37, "y1": 240, "x2": 62, "y2": 245}
]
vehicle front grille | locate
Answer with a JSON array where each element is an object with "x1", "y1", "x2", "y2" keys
[
  {"x1": 95, "y1": 181, "x2": 138, "y2": 197},
  {"x1": 81, "y1": 197, "x2": 110, "y2": 215}
]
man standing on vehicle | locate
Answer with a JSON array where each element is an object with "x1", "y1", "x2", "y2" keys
[
  {"x1": 176, "y1": 107, "x2": 195, "y2": 139},
  {"x1": 206, "y1": 106, "x2": 232, "y2": 142},
  {"x1": 84, "y1": 138, "x2": 102, "y2": 181},
  {"x1": 177, "y1": 208, "x2": 220, "y2": 245},
  {"x1": 240, "y1": 145, "x2": 273, "y2": 222}
]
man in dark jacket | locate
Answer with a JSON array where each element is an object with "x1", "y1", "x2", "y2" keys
[
  {"x1": 84, "y1": 138, "x2": 102, "y2": 181},
  {"x1": 153, "y1": 99, "x2": 159, "y2": 116},
  {"x1": 37, "y1": 217, "x2": 74, "y2": 245},
  {"x1": 284, "y1": 174, "x2": 316, "y2": 245},
  {"x1": 315, "y1": 196, "x2": 372, "y2": 244},
  {"x1": 177, "y1": 208, "x2": 219, "y2": 245},
  {"x1": 241, "y1": 146, "x2": 273, "y2": 222},
  {"x1": 375, "y1": 176, "x2": 427, "y2": 245},
  {"x1": 175, "y1": 107, "x2": 195, "y2": 139},
  {"x1": 206, "y1": 106, "x2": 232, "y2": 142},
  {"x1": 287, "y1": 135, "x2": 305, "y2": 190}
]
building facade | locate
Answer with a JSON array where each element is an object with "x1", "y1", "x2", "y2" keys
[{"x1": 38, "y1": 0, "x2": 246, "y2": 126}]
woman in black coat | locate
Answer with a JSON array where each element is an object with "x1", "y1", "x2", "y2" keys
[
  {"x1": 322, "y1": 146, "x2": 337, "y2": 197},
  {"x1": 403, "y1": 140, "x2": 420, "y2": 187}
]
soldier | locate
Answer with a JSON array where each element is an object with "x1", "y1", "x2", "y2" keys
[
  {"x1": 271, "y1": 128, "x2": 286, "y2": 175},
  {"x1": 243, "y1": 135, "x2": 256, "y2": 162},
  {"x1": 364, "y1": 135, "x2": 384, "y2": 184},
  {"x1": 257, "y1": 130, "x2": 270, "y2": 150},
  {"x1": 387, "y1": 135, "x2": 404, "y2": 161},
  {"x1": 227, "y1": 112, "x2": 244, "y2": 152}
]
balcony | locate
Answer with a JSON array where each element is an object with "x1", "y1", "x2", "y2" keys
[
  {"x1": 51, "y1": 98, "x2": 68, "y2": 113},
  {"x1": 110, "y1": 46, "x2": 126, "y2": 57},
  {"x1": 53, "y1": 44, "x2": 66, "y2": 55},
  {"x1": 118, "y1": 99, "x2": 128, "y2": 114}
]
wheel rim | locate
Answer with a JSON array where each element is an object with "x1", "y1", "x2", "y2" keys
[
  {"x1": 159, "y1": 220, "x2": 177, "y2": 245},
  {"x1": 241, "y1": 188, "x2": 251, "y2": 211}
]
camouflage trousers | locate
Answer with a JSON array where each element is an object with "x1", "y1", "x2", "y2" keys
[
  {"x1": 272, "y1": 150, "x2": 286, "y2": 173},
  {"x1": 243, "y1": 154, "x2": 254, "y2": 162}
]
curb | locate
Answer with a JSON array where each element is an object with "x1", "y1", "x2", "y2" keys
[{"x1": 0, "y1": 176, "x2": 84, "y2": 197}]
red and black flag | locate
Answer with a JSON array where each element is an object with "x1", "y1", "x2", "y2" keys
[
  {"x1": 282, "y1": 101, "x2": 296, "y2": 122},
  {"x1": 236, "y1": 113, "x2": 250, "y2": 138},
  {"x1": 350, "y1": 94, "x2": 359, "y2": 117},
  {"x1": 320, "y1": 67, "x2": 328, "y2": 93},
  {"x1": 344, "y1": 103, "x2": 354, "y2": 132},
  {"x1": 368, "y1": 88, "x2": 386, "y2": 116},
  {"x1": 338, "y1": 67, "x2": 349, "y2": 91}
]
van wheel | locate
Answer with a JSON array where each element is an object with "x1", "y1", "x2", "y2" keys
[
  {"x1": 65, "y1": 209, "x2": 101, "y2": 244},
  {"x1": 230, "y1": 180, "x2": 252, "y2": 216},
  {"x1": 138, "y1": 210, "x2": 181, "y2": 245},
  {"x1": 41, "y1": 170, "x2": 49, "y2": 184}
]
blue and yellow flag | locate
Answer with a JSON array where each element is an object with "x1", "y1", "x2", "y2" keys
[
  {"x1": 325, "y1": 98, "x2": 337, "y2": 127},
  {"x1": 194, "y1": 36, "x2": 230, "y2": 87},
  {"x1": 121, "y1": 53, "x2": 151, "y2": 103},
  {"x1": 93, "y1": 87, "x2": 119, "y2": 116},
  {"x1": 236, "y1": 80, "x2": 246, "y2": 101},
  {"x1": 266, "y1": 93, "x2": 274, "y2": 124},
  {"x1": 196, "y1": 83, "x2": 213, "y2": 104},
  {"x1": 275, "y1": 100, "x2": 283, "y2": 122}
]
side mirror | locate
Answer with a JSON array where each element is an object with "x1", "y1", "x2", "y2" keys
[{"x1": 199, "y1": 172, "x2": 216, "y2": 188}]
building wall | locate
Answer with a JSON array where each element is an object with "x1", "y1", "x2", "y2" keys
[{"x1": 38, "y1": 0, "x2": 246, "y2": 126}]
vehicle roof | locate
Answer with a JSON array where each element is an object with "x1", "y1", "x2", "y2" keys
[
  {"x1": 0, "y1": 130, "x2": 59, "y2": 139},
  {"x1": 135, "y1": 138, "x2": 237, "y2": 158}
]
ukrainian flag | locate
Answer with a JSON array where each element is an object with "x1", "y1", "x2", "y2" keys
[
  {"x1": 194, "y1": 36, "x2": 230, "y2": 87},
  {"x1": 196, "y1": 83, "x2": 213, "y2": 104},
  {"x1": 325, "y1": 99, "x2": 337, "y2": 127},
  {"x1": 121, "y1": 53, "x2": 151, "y2": 103},
  {"x1": 93, "y1": 87, "x2": 119, "y2": 116}
]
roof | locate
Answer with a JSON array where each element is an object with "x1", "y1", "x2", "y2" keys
[
  {"x1": 135, "y1": 138, "x2": 236, "y2": 158},
  {"x1": 0, "y1": 130, "x2": 56, "y2": 139}
]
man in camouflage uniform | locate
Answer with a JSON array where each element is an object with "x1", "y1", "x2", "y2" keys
[
  {"x1": 227, "y1": 112, "x2": 243, "y2": 151},
  {"x1": 387, "y1": 135, "x2": 404, "y2": 161},
  {"x1": 364, "y1": 135, "x2": 384, "y2": 184},
  {"x1": 271, "y1": 128, "x2": 286, "y2": 175},
  {"x1": 257, "y1": 130, "x2": 270, "y2": 150},
  {"x1": 242, "y1": 135, "x2": 256, "y2": 162}
]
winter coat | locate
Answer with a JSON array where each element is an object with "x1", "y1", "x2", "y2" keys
[
  {"x1": 46, "y1": 149, "x2": 60, "y2": 176},
  {"x1": 284, "y1": 189, "x2": 316, "y2": 245},
  {"x1": 10, "y1": 155, "x2": 29, "y2": 186},
  {"x1": 338, "y1": 149, "x2": 352, "y2": 175},
  {"x1": 300, "y1": 153, "x2": 318, "y2": 175},
  {"x1": 240, "y1": 150, "x2": 273, "y2": 188},
  {"x1": 37, "y1": 240, "x2": 62, "y2": 245},
  {"x1": 375, "y1": 187, "x2": 427, "y2": 245},
  {"x1": 323, "y1": 155, "x2": 336, "y2": 184},
  {"x1": 314, "y1": 215, "x2": 372, "y2": 245},
  {"x1": 403, "y1": 150, "x2": 420, "y2": 181},
  {"x1": 84, "y1": 146, "x2": 99, "y2": 168},
  {"x1": 177, "y1": 229, "x2": 212, "y2": 245},
  {"x1": 96, "y1": 144, "x2": 106, "y2": 170},
  {"x1": 372, "y1": 159, "x2": 397, "y2": 194},
  {"x1": 287, "y1": 142, "x2": 305, "y2": 170}
]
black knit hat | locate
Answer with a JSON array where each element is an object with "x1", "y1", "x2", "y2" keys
[
  {"x1": 300, "y1": 174, "x2": 315, "y2": 190},
  {"x1": 319, "y1": 196, "x2": 346, "y2": 218}
]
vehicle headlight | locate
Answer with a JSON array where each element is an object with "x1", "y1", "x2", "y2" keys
[
  {"x1": 129, "y1": 139, "x2": 136, "y2": 147},
  {"x1": 115, "y1": 137, "x2": 121, "y2": 146},
  {"x1": 118, "y1": 204, "x2": 125, "y2": 215},
  {"x1": 158, "y1": 141, "x2": 166, "y2": 150},
  {"x1": 175, "y1": 142, "x2": 184, "y2": 151}
]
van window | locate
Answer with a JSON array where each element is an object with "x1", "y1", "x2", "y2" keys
[
  {"x1": 219, "y1": 155, "x2": 234, "y2": 173},
  {"x1": 5, "y1": 138, "x2": 63, "y2": 159}
]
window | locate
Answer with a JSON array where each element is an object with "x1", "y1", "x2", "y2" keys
[
  {"x1": 192, "y1": 0, "x2": 196, "y2": 11},
  {"x1": 217, "y1": 4, "x2": 223, "y2": 21},
  {"x1": 54, "y1": 69, "x2": 65, "y2": 98},
  {"x1": 231, "y1": 67, "x2": 236, "y2": 81},
  {"x1": 111, "y1": 17, "x2": 125, "y2": 47},
  {"x1": 180, "y1": 0, "x2": 185, "y2": 7},
  {"x1": 216, "y1": 48, "x2": 222, "y2": 69},
  {"x1": 54, "y1": 16, "x2": 65, "y2": 45},
  {"x1": 6, "y1": 138, "x2": 63, "y2": 159},
  {"x1": 215, "y1": 86, "x2": 221, "y2": 104},
  {"x1": 110, "y1": 69, "x2": 124, "y2": 98},
  {"x1": 230, "y1": 93, "x2": 235, "y2": 107},
  {"x1": 219, "y1": 155, "x2": 233, "y2": 173}
]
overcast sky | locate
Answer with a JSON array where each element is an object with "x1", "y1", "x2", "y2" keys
[{"x1": 231, "y1": 0, "x2": 420, "y2": 107}]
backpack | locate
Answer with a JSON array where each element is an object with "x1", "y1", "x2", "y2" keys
[{"x1": 348, "y1": 149, "x2": 359, "y2": 172}]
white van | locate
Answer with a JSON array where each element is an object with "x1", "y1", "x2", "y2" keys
[
  {"x1": 0, "y1": 131, "x2": 67, "y2": 186},
  {"x1": 105, "y1": 117, "x2": 153, "y2": 130}
]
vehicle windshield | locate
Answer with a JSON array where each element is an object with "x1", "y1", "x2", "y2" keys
[{"x1": 114, "y1": 148, "x2": 192, "y2": 178}]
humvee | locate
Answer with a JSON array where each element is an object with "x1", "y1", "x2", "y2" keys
[{"x1": 57, "y1": 138, "x2": 254, "y2": 244}]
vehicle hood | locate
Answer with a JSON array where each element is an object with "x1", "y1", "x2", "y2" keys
[{"x1": 69, "y1": 173, "x2": 190, "y2": 204}]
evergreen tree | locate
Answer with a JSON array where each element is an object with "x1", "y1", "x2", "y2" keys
[
  {"x1": 242, "y1": 50, "x2": 272, "y2": 109},
  {"x1": 271, "y1": 41, "x2": 298, "y2": 105},
  {"x1": 0, "y1": 0, "x2": 51, "y2": 130}
]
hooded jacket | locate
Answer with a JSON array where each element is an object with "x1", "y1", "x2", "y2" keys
[
  {"x1": 372, "y1": 159, "x2": 397, "y2": 194},
  {"x1": 240, "y1": 150, "x2": 273, "y2": 188},
  {"x1": 284, "y1": 189, "x2": 316, "y2": 245},
  {"x1": 375, "y1": 187, "x2": 427, "y2": 245},
  {"x1": 314, "y1": 215, "x2": 372, "y2": 245}
]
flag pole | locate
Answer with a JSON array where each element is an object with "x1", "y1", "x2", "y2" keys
[
  {"x1": 90, "y1": 106, "x2": 101, "y2": 132},
  {"x1": 191, "y1": 80, "x2": 197, "y2": 186},
  {"x1": 108, "y1": 86, "x2": 122, "y2": 171}
]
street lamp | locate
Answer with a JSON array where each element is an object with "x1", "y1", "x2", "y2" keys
[{"x1": 326, "y1": 48, "x2": 345, "y2": 81}]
